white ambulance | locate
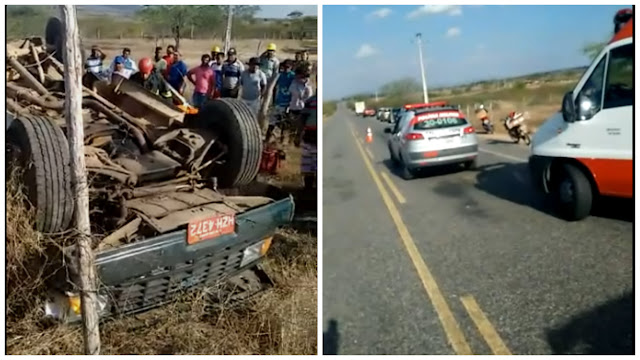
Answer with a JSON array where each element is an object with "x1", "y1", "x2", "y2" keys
[{"x1": 528, "y1": 11, "x2": 633, "y2": 221}]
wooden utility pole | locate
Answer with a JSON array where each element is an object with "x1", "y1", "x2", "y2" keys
[
  {"x1": 223, "y1": 5, "x2": 234, "y2": 54},
  {"x1": 59, "y1": 5, "x2": 101, "y2": 355},
  {"x1": 258, "y1": 73, "x2": 280, "y2": 133}
]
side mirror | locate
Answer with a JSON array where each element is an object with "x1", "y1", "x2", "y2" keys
[
  {"x1": 384, "y1": 127, "x2": 392, "y2": 134},
  {"x1": 561, "y1": 91, "x2": 576, "y2": 123}
]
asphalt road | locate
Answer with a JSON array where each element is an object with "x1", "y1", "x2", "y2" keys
[{"x1": 322, "y1": 104, "x2": 633, "y2": 355}]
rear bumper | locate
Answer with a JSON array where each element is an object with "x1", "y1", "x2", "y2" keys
[
  {"x1": 55, "y1": 196, "x2": 295, "y2": 319},
  {"x1": 405, "y1": 145, "x2": 478, "y2": 168}
]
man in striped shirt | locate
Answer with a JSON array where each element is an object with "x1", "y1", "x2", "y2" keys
[
  {"x1": 221, "y1": 47, "x2": 244, "y2": 98},
  {"x1": 84, "y1": 45, "x2": 106, "y2": 78}
]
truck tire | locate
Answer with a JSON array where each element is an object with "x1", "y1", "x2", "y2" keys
[
  {"x1": 7, "y1": 115, "x2": 74, "y2": 233},
  {"x1": 553, "y1": 163, "x2": 593, "y2": 221},
  {"x1": 189, "y1": 99, "x2": 262, "y2": 188},
  {"x1": 45, "y1": 17, "x2": 85, "y2": 64}
]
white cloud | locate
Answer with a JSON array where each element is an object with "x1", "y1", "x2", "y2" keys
[
  {"x1": 348, "y1": 6, "x2": 357, "y2": 12},
  {"x1": 368, "y1": 8, "x2": 392, "y2": 19},
  {"x1": 445, "y1": 27, "x2": 461, "y2": 38},
  {"x1": 355, "y1": 44, "x2": 378, "y2": 59},
  {"x1": 407, "y1": 5, "x2": 462, "y2": 19}
]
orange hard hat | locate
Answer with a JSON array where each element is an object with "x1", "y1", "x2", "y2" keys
[{"x1": 139, "y1": 57, "x2": 154, "y2": 75}]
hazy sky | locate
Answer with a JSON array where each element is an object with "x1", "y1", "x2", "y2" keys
[
  {"x1": 258, "y1": 5, "x2": 317, "y2": 18},
  {"x1": 323, "y1": 5, "x2": 628, "y2": 100}
]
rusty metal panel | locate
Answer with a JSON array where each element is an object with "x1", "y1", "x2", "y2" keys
[
  {"x1": 125, "y1": 190, "x2": 274, "y2": 234},
  {"x1": 126, "y1": 188, "x2": 224, "y2": 219}
]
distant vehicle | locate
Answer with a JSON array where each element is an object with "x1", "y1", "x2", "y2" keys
[
  {"x1": 354, "y1": 101, "x2": 365, "y2": 116},
  {"x1": 363, "y1": 108, "x2": 376, "y2": 117},
  {"x1": 529, "y1": 10, "x2": 633, "y2": 221},
  {"x1": 377, "y1": 107, "x2": 392, "y2": 122},
  {"x1": 391, "y1": 108, "x2": 401, "y2": 123},
  {"x1": 385, "y1": 101, "x2": 478, "y2": 180}
]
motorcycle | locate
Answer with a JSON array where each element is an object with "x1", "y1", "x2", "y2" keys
[
  {"x1": 503, "y1": 112, "x2": 531, "y2": 145},
  {"x1": 474, "y1": 105, "x2": 494, "y2": 134},
  {"x1": 481, "y1": 117, "x2": 494, "y2": 134}
]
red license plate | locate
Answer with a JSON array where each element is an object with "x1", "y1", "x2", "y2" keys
[{"x1": 187, "y1": 214, "x2": 235, "y2": 245}]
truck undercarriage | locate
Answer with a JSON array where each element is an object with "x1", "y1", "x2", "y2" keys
[{"x1": 6, "y1": 19, "x2": 295, "y2": 322}]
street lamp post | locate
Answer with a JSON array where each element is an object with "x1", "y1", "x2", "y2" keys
[{"x1": 415, "y1": 33, "x2": 429, "y2": 103}]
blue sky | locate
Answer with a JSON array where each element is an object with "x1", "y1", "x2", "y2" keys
[
  {"x1": 323, "y1": 5, "x2": 628, "y2": 100},
  {"x1": 259, "y1": 5, "x2": 317, "y2": 18}
]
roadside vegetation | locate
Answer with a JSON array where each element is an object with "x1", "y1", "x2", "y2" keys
[
  {"x1": 7, "y1": 5, "x2": 317, "y2": 43},
  {"x1": 323, "y1": 101, "x2": 337, "y2": 118},
  {"x1": 344, "y1": 67, "x2": 584, "y2": 131}
]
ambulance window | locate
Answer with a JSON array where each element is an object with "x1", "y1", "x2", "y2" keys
[
  {"x1": 604, "y1": 44, "x2": 633, "y2": 109},
  {"x1": 577, "y1": 55, "x2": 607, "y2": 120}
]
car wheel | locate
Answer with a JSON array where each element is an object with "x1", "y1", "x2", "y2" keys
[
  {"x1": 389, "y1": 146, "x2": 400, "y2": 166},
  {"x1": 462, "y1": 158, "x2": 478, "y2": 170},
  {"x1": 553, "y1": 163, "x2": 593, "y2": 221},
  {"x1": 400, "y1": 158, "x2": 414, "y2": 180}
]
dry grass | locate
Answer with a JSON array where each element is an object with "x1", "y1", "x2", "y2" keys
[{"x1": 6, "y1": 171, "x2": 317, "y2": 355}]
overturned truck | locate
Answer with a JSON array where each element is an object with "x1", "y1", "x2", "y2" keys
[{"x1": 6, "y1": 20, "x2": 294, "y2": 322}]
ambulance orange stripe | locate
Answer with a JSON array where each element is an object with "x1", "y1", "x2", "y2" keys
[{"x1": 577, "y1": 158, "x2": 633, "y2": 198}]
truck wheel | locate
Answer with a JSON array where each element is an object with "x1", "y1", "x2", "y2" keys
[
  {"x1": 7, "y1": 115, "x2": 74, "y2": 233},
  {"x1": 189, "y1": 98, "x2": 262, "y2": 188},
  {"x1": 45, "y1": 17, "x2": 85, "y2": 63},
  {"x1": 553, "y1": 163, "x2": 593, "y2": 221}
]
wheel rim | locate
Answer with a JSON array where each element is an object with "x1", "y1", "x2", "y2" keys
[{"x1": 559, "y1": 178, "x2": 574, "y2": 204}]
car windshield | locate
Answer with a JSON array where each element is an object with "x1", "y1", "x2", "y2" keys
[{"x1": 413, "y1": 117, "x2": 467, "y2": 130}]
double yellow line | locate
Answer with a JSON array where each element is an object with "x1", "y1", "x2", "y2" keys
[{"x1": 349, "y1": 124, "x2": 511, "y2": 355}]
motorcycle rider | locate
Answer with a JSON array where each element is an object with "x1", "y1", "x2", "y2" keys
[{"x1": 475, "y1": 104, "x2": 493, "y2": 134}]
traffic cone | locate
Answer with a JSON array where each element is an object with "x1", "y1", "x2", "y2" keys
[{"x1": 366, "y1": 127, "x2": 373, "y2": 143}]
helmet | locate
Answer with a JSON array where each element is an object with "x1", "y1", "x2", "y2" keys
[
  {"x1": 139, "y1": 57, "x2": 154, "y2": 75},
  {"x1": 211, "y1": 45, "x2": 221, "y2": 53},
  {"x1": 508, "y1": 111, "x2": 516, "y2": 118},
  {"x1": 267, "y1": 43, "x2": 277, "y2": 51}
]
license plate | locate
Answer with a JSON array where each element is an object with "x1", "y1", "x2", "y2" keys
[{"x1": 187, "y1": 214, "x2": 235, "y2": 245}]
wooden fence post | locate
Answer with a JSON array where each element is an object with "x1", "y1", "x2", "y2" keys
[{"x1": 59, "y1": 5, "x2": 101, "y2": 355}]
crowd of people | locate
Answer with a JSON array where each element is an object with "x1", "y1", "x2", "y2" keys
[{"x1": 83, "y1": 42, "x2": 317, "y2": 188}]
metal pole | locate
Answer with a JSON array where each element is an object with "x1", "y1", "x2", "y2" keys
[
  {"x1": 224, "y1": 5, "x2": 234, "y2": 54},
  {"x1": 59, "y1": 5, "x2": 101, "y2": 355},
  {"x1": 416, "y1": 33, "x2": 429, "y2": 103}
]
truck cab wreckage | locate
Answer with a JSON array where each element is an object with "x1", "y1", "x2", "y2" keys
[{"x1": 6, "y1": 18, "x2": 295, "y2": 322}]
